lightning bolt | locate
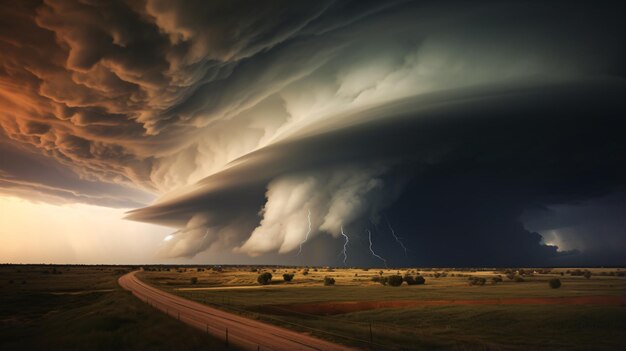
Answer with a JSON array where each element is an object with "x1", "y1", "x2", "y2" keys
[
  {"x1": 340, "y1": 225, "x2": 349, "y2": 265},
  {"x1": 163, "y1": 229, "x2": 181, "y2": 242},
  {"x1": 202, "y1": 228, "x2": 209, "y2": 241},
  {"x1": 367, "y1": 229, "x2": 388, "y2": 268},
  {"x1": 386, "y1": 217, "x2": 408, "y2": 256},
  {"x1": 297, "y1": 209, "x2": 312, "y2": 256}
]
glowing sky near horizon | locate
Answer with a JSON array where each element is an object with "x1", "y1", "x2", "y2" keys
[{"x1": 0, "y1": 196, "x2": 169, "y2": 263}]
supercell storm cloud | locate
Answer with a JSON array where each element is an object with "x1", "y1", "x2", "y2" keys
[{"x1": 1, "y1": 1, "x2": 625, "y2": 266}]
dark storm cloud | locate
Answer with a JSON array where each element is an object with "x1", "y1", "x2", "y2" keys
[
  {"x1": 129, "y1": 79, "x2": 626, "y2": 265},
  {"x1": 1, "y1": 1, "x2": 625, "y2": 264},
  {"x1": 0, "y1": 0, "x2": 397, "y2": 201}
]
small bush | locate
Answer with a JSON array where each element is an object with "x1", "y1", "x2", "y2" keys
[
  {"x1": 469, "y1": 277, "x2": 486, "y2": 286},
  {"x1": 302, "y1": 270, "x2": 309, "y2": 276},
  {"x1": 506, "y1": 272, "x2": 516, "y2": 280},
  {"x1": 372, "y1": 276, "x2": 389, "y2": 285},
  {"x1": 257, "y1": 272, "x2": 273, "y2": 285},
  {"x1": 387, "y1": 275, "x2": 404, "y2": 286},
  {"x1": 415, "y1": 275, "x2": 426, "y2": 285},
  {"x1": 549, "y1": 278, "x2": 561, "y2": 289},
  {"x1": 190, "y1": 277, "x2": 198, "y2": 284},
  {"x1": 283, "y1": 273, "x2": 294, "y2": 282},
  {"x1": 324, "y1": 277, "x2": 336, "y2": 286},
  {"x1": 404, "y1": 275, "x2": 416, "y2": 285},
  {"x1": 514, "y1": 276, "x2": 525, "y2": 282},
  {"x1": 584, "y1": 271, "x2": 592, "y2": 279},
  {"x1": 491, "y1": 276, "x2": 503, "y2": 284}
]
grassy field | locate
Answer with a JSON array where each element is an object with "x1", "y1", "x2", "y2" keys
[
  {"x1": 139, "y1": 266, "x2": 626, "y2": 350},
  {"x1": 0, "y1": 265, "x2": 231, "y2": 351}
]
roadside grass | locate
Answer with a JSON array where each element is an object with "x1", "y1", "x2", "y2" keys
[{"x1": 0, "y1": 265, "x2": 231, "y2": 351}]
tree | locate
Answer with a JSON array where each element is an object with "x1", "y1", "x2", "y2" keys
[
  {"x1": 257, "y1": 272, "x2": 273, "y2": 285},
  {"x1": 549, "y1": 278, "x2": 561, "y2": 289},
  {"x1": 283, "y1": 273, "x2": 294, "y2": 282},
  {"x1": 324, "y1": 277, "x2": 335, "y2": 286},
  {"x1": 469, "y1": 277, "x2": 486, "y2": 286},
  {"x1": 404, "y1": 275, "x2": 416, "y2": 285},
  {"x1": 387, "y1": 275, "x2": 404, "y2": 286}
]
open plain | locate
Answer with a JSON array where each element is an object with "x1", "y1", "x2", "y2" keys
[{"x1": 138, "y1": 266, "x2": 626, "y2": 350}]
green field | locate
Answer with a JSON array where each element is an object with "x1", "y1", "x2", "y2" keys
[
  {"x1": 0, "y1": 265, "x2": 231, "y2": 351},
  {"x1": 139, "y1": 267, "x2": 626, "y2": 350}
]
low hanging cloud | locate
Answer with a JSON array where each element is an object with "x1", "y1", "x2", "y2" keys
[
  {"x1": 237, "y1": 165, "x2": 393, "y2": 256},
  {"x1": 129, "y1": 79, "x2": 626, "y2": 265}
]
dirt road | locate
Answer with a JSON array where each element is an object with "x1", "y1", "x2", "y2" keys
[{"x1": 118, "y1": 271, "x2": 357, "y2": 351}]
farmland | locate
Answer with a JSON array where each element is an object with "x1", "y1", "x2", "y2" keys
[
  {"x1": 139, "y1": 266, "x2": 626, "y2": 350},
  {"x1": 0, "y1": 265, "x2": 230, "y2": 350}
]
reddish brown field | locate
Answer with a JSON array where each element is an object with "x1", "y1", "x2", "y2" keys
[{"x1": 258, "y1": 295, "x2": 626, "y2": 315}]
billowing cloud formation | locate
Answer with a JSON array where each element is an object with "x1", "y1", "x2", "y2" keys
[
  {"x1": 129, "y1": 80, "x2": 626, "y2": 265},
  {"x1": 0, "y1": 0, "x2": 398, "y2": 198},
  {"x1": 2, "y1": 1, "x2": 625, "y2": 265},
  {"x1": 237, "y1": 165, "x2": 393, "y2": 256}
]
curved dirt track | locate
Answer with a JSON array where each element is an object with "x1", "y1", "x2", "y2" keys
[
  {"x1": 118, "y1": 271, "x2": 356, "y2": 351},
  {"x1": 261, "y1": 295, "x2": 626, "y2": 315}
]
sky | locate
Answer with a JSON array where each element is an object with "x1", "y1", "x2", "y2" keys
[{"x1": 1, "y1": 0, "x2": 625, "y2": 266}]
